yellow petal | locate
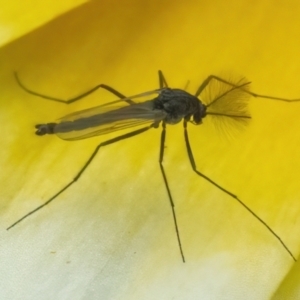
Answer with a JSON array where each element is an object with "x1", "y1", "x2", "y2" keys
[
  {"x1": 1, "y1": 0, "x2": 300, "y2": 299},
  {"x1": 272, "y1": 261, "x2": 300, "y2": 299},
  {"x1": 0, "y1": 0, "x2": 88, "y2": 46}
]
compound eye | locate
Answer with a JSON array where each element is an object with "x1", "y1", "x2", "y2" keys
[
  {"x1": 193, "y1": 104, "x2": 206, "y2": 124},
  {"x1": 193, "y1": 112, "x2": 202, "y2": 124}
]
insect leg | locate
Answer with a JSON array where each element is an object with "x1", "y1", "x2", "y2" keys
[
  {"x1": 195, "y1": 75, "x2": 300, "y2": 102},
  {"x1": 158, "y1": 70, "x2": 169, "y2": 88},
  {"x1": 183, "y1": 120, "x2": 296, "y2": 261},
  {"x1": 7, "y1": 125, "x2": 154, "y2": 230},
  {"x1": 14, "y1": 72, "x2": 135, "y2": 105},
  {"x1": 159, "y1": 121, "x2": 185, "y2": 262}
]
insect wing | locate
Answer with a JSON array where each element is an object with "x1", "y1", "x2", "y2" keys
[{"x1": 54, "y1": 89, "x2": 165, "y2": 140}]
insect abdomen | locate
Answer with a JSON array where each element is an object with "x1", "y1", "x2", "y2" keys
[{"x1": 35, "y1": 123, "x2": 57, "y2": 135}]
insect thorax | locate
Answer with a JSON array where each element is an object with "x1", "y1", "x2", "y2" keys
[{"x1": 153, "y1": 88, "x2": 206, "y2": 124}]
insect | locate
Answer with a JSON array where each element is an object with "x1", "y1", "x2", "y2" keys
[{"x1": 9, "y1": 71, "x2": 299, "y2": 262}]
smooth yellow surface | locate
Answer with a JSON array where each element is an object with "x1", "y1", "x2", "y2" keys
[
  {"x1": 0, "y1": 0, "x2": 87, "y2": 46},
  {"x1": 272, "y1": 260, "x2": 300, "y2": 299},
  {"x1": 1, "y1": 1, "x2": 300, "y2": 299}
]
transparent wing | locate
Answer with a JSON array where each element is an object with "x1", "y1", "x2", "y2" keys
[
  {"x1": 53, "y1": 90, "x2": 165, "y2": 140},
  {"x1": 201, "y1": 77, "x2": 251, "y2": 131}
]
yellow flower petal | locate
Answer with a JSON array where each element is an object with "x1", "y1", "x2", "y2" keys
[
  {"x1": 1, "y1": 0, "x2": 300, "y2": 299},
  {"x1": 272, "y1": 260, "x2": 300, "y2": 299},
  {"x1": 0, "y1": 0, "x2": 87, "y2": 46}
]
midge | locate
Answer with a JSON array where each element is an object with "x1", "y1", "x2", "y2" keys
[{"x1": 9, "y1": 71, "x2": 300, "y2": 262}]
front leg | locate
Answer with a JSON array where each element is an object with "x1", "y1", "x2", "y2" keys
[{"x1": 183, "y1": 120, "x2": 296, "y2": 261}]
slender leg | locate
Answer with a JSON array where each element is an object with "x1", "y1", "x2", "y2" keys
[
  {"x1": 183, "y1": 120, "x2": 296, "y2": 261},
  {"x1": 159, "y1": 122, "x2": 185, "y2": 262},
  {"x1": 195, "y1": 75, "x2": 300, "y2": 102},
  {"x1": 7, "y1": 125, "x2": 154, "y2": 230},
  {"x1": 14, "y1": 72, "x2": 135, "y2": 105},
  {"x1": 158, "y1": 70, "x2": 169, "y2": 88},
  {"x1": 183, "y1": 80, "x2": 190, "y2": 91},
  {"x1": 159, "y1": 71, "x2": 185, "y2": 261}
]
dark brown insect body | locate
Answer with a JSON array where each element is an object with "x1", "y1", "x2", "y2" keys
[
  {"x1": 36, "y1": 88, "x2": 207, "y2": 137},
  {"x1": 10, "y1": 71, "x2": 299, "y2": 263}
]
